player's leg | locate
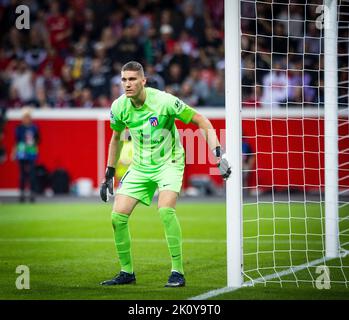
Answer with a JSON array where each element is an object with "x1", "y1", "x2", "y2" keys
[
  {"x1": 101, "y1": 194, "x2": 138, "y2": 286},
  {"x1": 112, "y1": 194, "x2": 138, "y2": 274},
  {"x1": 101, "y1": 168, "x2": 157, "y2": 286},
  {"x1": 28, "y1": 160, "x2": 36, "y2": 202},
  {"x1": 18, "y1": 160, "x2": 26, "y2": 203},
  {"x1": 156, "y1": 164, "x2": 186, "y2": 287}
]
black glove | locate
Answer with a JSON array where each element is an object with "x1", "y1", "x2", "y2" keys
[
  {"x1": 100, "y1": 166, "x2": 115, "y2": 202},
  {"x1": 214, "y1": 146, "x2": 232, "y2": 180}
]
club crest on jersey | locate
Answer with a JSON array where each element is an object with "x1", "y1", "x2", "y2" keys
[{"x1": 149, "y1": 117, "x2": 158, "y2": 127}]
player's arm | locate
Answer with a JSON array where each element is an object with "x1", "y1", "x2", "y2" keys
[
  {"x1": 100, "y1": 130, "x2": 124, "y2": 202},
  {"x1": 107, "y1": 130, "x2": 124, "y2": 168},
  {"x1": 190, "y1": 113, "x2": 220, "y2": 151},
  {"x1": 190, "y1": 112, "x2": 231, "y2": 180}
]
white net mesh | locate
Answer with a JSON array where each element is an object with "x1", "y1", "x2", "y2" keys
[
  {"x1": 338, "y1": 0, "x2": 349, "y2": 277},
  {"x1": 240, "y1": 0, "x2": 349, "y2": 287}
]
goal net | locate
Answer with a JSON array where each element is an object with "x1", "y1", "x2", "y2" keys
[{"x1": 239, "y1": 0, "x2": 349, "y2": 288}]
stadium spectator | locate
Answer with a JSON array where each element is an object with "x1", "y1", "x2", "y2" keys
[
  {"x1": 179, "y1": 81, "x2": 199, "y2": 106},
  {"x1": 243, "y1": 86, "x2": 263, "y2": 109},
  {"x1": 24, "y1": 29, "x2": 47, "y2": 72},
  {"x1": 242, "y1": 58, "x2": 256, "y2": 97},
  {"x1": 261, "y1": 60, "x2": 288, "y2": 109},
  {"x1": 7, "y1": 86, "x2": 23, "y2": 109},
  {"x1": 38, "y1": 47, "x2": 64, "y2": 78},
  {"x1": 109, "y1": 22, "x2": 144, "y2": 65},
  {"x1": 10, "y1": 60, "x2": 35, "y2": 105},
  {"x1": 93, "y1": 42, "x2": 113, "y2": 75},
  {"x1": 96, "y1": 95, "x2": 111, "y2": 108},
  {"x1": 30, "y1": 9, "x2": 50, "y2": 49},
  {"x1": 202, "y1": 26, "x2": 221, "y2": 55},
  {"x1": 35, "y1": 65, "x2": 61, "y2": 106},
  {"x1": 288, "y1": 61, "x2": 316, "y2": 106},
  {"x1": 60, "y1": 64, "x2": 75, "y2": 94},
  {"x1": 35, "y1": 87, "x2": 52, "y2": 108},
  {"x1": 45, "y1": 0, "x2": 72, "y2": 57},
  {"x1": 176, "y1": 30, "x2": 197, "y2": 57},
  {"x1": 66, "y1": 44, "x2": 90, "y2": 81},
  {"x1": 205, "y1": 74, "x2": 225, "y2": 106},
  {"x1": 181, "y1": 0, "x2": 206, "y2": 46},
  {"x1": 12, "y1": 107, "x2": 40, "y2": 203},
  {"x1": 55, "y1": 87, "x2": 72, "y2": 108},
  {"x1": 277, "y1": 5, "x2": 304, "y2": 38},
  {"x1": 109, "y1": 10, "x2": 125, "y2": 43},
  {"x1": 70, "y1": 1, "x2": 95, "y2": 42},
  {"x1": 4, "y1": 27, "x2": 24, "y2": 60},
  {"x1": 83, "y1": 58, "x2": 111, "y2": 100},
  {"x1": 184, "y1": 67, "x2": 209, "y2": 105},
  {"x1": 164, "y1": 63, "x2": 184, "y2": 95},
  {"x1": 272, "y1": 22, "x2": 288, "y2": 56},
  {"x1": 302, "y1": 23, "x2": 323, "y2": 55},
  {"x1": 159, "y1": 24, "x2": 176, "y2": 55},
  {"x1": 167, "y1": 43, "x2": 191, "y2": 80},
  {"x1": 97, "y1": 27, "x2": 118, "y2": 54},
  {"x1": 143, "y1": 26, "x2": 166, "y2": 65},
  {"x1": 205, "y1": 0, "x2": 224, "y2": 29},
  {"x1": 76, "y1": 88, "x2": 94, "y2": 108},
  {"x1": 111, "y1": 82, "x2": 123, "y2": 101},
  {"x1": 145, "y1": 64, "x2": 165, "y2": 91},
  {"x1": 158, "y1": 9, "x2": 182, "y2": 39}
]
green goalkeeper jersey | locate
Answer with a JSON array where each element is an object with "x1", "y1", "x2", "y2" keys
[{"x1": 110, "y1": 87, "x2": 196, "y2": 171}]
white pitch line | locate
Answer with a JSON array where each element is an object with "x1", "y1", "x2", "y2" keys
[
  {"x1": 0, "y1": 238, "x2": 324, "y2": 244},
  {"x1": 0, "y1": 237, "x2": 224, "y2": 243},
  {"x1": 188, "y1": 254, "x2": 345, "y2": 300},
  {"x1": 0, "y1": 236, "x2": 338, "y2": 300}
]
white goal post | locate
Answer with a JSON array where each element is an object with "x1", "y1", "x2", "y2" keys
[
  {"x1": 324, "y1": 0, "x2": 339, "y2": 259},
  {"x1": 225, "y1": 0, "x2": 243, "y2": 288}
]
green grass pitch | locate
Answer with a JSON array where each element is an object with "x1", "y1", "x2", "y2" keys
[{"x1": 0, "y1": 201, "x2": 348, "y2": 300}]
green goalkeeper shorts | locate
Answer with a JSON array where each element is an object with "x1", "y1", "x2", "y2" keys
[{"x1": 115, "y1": 162, "x2": 185, "y2": 206}]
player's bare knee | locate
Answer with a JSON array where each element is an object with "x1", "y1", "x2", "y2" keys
[
  {"x1": 113, "y1": 194, "x2": 138, "y2": 214},
  {"x1": 112, "y1": 202, "x2": 132, "y2": 215},
  {"x1": 158, "y1": 191, "x2": 178, "y2": 209}
]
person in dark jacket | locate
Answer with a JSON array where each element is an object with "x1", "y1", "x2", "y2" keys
[{"x1": 12, "y1": 107, "x2": 40, "y2": 203}]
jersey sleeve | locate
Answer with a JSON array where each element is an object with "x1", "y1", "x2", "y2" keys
[
  {"x1": 165, "y1": 93, "x2": 197, "y2": 124},
  {"x1": 110, "y1": 100, "x2": 126, "y2": 132}
]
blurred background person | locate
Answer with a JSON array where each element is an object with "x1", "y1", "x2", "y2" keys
[
  {"x1": 261, "y1": 60, "x2": 288, "y2": 109},
  {"x1": 11, "y1": 107, "x2": 40, "y2": 203},
  {"x1": 0, "y1": 106, "x2": 6, "y2": 163},
  {"x1": 242, "y1": 135, "x2": 256, "y2": 195}
]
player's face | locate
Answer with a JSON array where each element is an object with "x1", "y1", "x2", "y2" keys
[
  {"x1": 22, "y1": 114, "x2": 32, "y2": 126},
  {"x1": 121, "y1": 70, "x2": 146, "y2": 98}
]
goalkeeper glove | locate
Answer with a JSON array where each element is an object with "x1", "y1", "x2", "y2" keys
[
  {"x1": 100, "y1": 166, "x2": 115, "y2": 202},
  {"x1": 214, "y1": 146, "x2": 231, "y2": 180}
]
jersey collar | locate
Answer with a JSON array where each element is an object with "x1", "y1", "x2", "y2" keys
[{"x1": 130, "y1": 87, "x2": 148, "y2": 111}]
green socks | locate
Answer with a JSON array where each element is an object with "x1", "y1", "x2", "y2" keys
[
  {"x1": 111, "y1": 208, "x2": 184, "y2": 275},
  {"x1": 159, "y1": 207, "x2": 184, "y2": 275},
  {"x1": 111, "y1": 212, "x2": 133, "y2": 274}
]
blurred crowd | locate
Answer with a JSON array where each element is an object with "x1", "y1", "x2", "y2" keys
[
  {"x1": 241, "y1": 0, "x2": 349, "y2": 109},
  {"x1": 0, "y1": 0, "x2": 348, "y2": 110},
  {"x1": 0, "y1": 0, "x2": 225, "y2": 109}
]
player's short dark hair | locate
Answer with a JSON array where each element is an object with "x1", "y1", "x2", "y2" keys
[{"x1": 121, "y1": 61, "x2": 144, "y2": 77}]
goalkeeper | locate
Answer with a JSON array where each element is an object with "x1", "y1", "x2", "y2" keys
[{"x1": 100, "y1": 61, "x2": 231, "y2": 287}]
